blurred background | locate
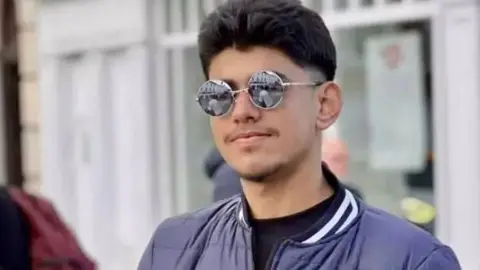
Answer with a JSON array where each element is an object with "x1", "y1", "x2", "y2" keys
[{"x1": 1, "y1": 0, "x2": 480, "y2": 269}]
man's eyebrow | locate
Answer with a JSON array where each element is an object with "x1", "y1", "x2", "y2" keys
[{"x1": 220, "y1": 79, "x2": 237, "y2": 88}]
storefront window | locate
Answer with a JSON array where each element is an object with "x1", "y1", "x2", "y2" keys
[{"x1": 333, "y1": 23, "x2": 434, "y2": 230}]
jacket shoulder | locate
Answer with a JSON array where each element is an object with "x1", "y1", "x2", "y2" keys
[
  {"x1": 357, "y1": 206, "x2": 460, "y2": 269},
  {"x1": 138, "y1": 197, "x2": 240, "y2": 269},
  {"x1": 361, "y1": 206, "x2": 440, "y2": 247},
  {"x1": 151, "y1": 196, "x2": 239, "y2": 248}
]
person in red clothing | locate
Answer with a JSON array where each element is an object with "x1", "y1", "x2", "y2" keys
[{"x1": 0, "y1": 186, "x2": 96, "y2": 270}]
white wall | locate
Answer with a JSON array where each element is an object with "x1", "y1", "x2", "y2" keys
[
  {"x1": 38, "y1": 0, "x2": 147, "y2": 55},
  {"x1": 38, "y1": 0, "x2": 156, "y2": 269},
  {"x1": 433, "y1": 1, "x2": 480, "y2": 268}
]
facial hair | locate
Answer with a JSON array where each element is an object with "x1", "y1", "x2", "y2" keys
[
  {"x1": 236, "y1": 144, "x2": 310, "y2": 183},
  {"x1": 237, "y1": 165, "x2": 282, "y2": 183}
]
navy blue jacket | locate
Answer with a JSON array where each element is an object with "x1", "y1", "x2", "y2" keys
[{"x1": 138, "y1": 168, "x2": 460, "y2": 270}]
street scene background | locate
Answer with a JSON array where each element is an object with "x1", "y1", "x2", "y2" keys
[{"x1": 1, "y1": 0, "x2": 479, "y2": 269}]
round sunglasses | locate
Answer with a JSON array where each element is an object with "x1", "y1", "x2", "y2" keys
[{"x1": 196, "y1": 70, "x2": 324, "y2": 117}]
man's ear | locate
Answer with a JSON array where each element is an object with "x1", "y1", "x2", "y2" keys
[{"x1": 315, "y1": 82, "x2": 342, "y2": 130}]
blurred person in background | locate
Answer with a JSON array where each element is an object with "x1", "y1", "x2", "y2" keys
[
  {"x1": 321, "y1": 137, "x2": 363, "y2": 199},
  {"x1": 0, "y1": 185, "x2": 96, "y2": 270},
  {"x1": 139, "y1": 0, "x2": 459, "y2": 269},
  {"x1": 204, "y1": 146, "x2": 242, "y2": 201}
]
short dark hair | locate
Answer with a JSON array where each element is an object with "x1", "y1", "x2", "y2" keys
[{"x1": 197, "y1": 0, "x2": 337, "y2": 81}]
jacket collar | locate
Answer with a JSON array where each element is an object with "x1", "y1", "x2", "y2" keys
[{"x1": 236, "y1": 163, "x2": 361, "y2": 243}]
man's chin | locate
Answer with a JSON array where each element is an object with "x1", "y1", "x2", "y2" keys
[
  {"x1": 239, "y1": 174, "x2": 268, "y2": 183},
  {"x1": 236, "y1": 165, "x2": 281, "y2": 183}
]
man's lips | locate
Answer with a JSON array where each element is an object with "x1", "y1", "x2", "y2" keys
[{"x1": 228, "y1": 131, "x2": 272, "y2": 143}]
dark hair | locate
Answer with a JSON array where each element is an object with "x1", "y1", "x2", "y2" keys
[{"x1": 197, "y1": 0, "x2": 336, "y2": 81}]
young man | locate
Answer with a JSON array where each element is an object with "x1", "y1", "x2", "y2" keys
[{"x1": 138, "y1": 0, "x2": 460, "y2": 269}]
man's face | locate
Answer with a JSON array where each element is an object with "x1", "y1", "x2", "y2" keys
[{"x1": 206, "y1": 46, "x2": 341, "y2": 181}]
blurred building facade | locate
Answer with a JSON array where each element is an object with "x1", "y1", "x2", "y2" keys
[
  {"x1": 17, "y1": 0, "x2": 41, "y2": 193},
  {"x1": 0, "y1": 0, "x2": 40, "y2": 191},
  {"x1": 36, "y1": 0, "x2": 480, "y2": 269}
]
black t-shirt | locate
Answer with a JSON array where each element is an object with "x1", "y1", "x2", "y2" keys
[{"x1": 251, "y1": 195, "x2": 334, "y2": 270}]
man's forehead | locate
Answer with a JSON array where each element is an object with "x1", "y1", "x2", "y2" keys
[{"x1": 207, "y1": 47, "x2": 301, "y2": 81}]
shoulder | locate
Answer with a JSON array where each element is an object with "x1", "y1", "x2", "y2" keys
[
  {"x1": 138, "y1": 196, "x2": 241, "y2": 269},
  {"x1": 360, "y1": 206, "x2": 438, "y2": 246},
  {"x1": 151, "y1": 196, "x2": 240, "y2": 248},
  {"x1": 357, "y1": 205, "x2": 459, "y2": 269}
]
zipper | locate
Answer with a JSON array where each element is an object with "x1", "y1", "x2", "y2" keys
[
  {"x1": 264, "y1": 239, "x2": 287, "y2": 270},
  {"x1": 250, "y1": 228, "x2": 282, "y2": 270},
  {"x1": 250, "y1": 230, "x2": 256, "y2": 270}
]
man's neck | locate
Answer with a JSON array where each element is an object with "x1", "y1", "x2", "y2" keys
[{"x1": 241, "y1": 159, "x2": 333, "y2": 220}]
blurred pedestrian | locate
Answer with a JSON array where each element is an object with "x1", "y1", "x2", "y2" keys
[
  {"x1": 0, "y1": 186, "x2": 96, "y2": 270},
  {"x1": 321, "y1": 137, "x2": 363, "y2": 199},
  {"x1": 139, "y1": 0, "x2": 460, "y2": 269},
  {"x1": 204, "y1": 147, "x2": 241, "y2": 201}
]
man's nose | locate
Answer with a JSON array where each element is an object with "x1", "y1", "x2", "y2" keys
[{"x1": 230, "y1": 91, "x2": 261, "y2": 123}]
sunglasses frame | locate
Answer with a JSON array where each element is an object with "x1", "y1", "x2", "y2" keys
[{"x1": 196, "y1": 70, "x2": 324, "y2": 117}]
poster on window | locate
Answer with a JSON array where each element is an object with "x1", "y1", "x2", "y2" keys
[{"x1": 365, "y1": 32, "x2": 427, "y2": 172}]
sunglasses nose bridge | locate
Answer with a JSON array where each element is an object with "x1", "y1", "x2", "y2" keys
[
  {"x1": 231, "y1": 87, "x2": 250, "y2": 104},
  {"x1": 231, "y1": 87, "x2": 249, "y2": 95},
  {"x1": 230, "y1": 87, "x2": 262, "y2": 116}
]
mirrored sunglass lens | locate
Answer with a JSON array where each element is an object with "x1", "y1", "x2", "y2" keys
[
  {"x1": 197, "y1": 80, "x2": 233, "y2": 116},
  {"x1": 248, "y1": 71, "x2": 284, "y2": 108}
]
